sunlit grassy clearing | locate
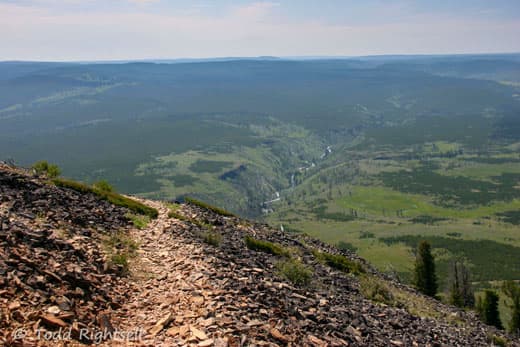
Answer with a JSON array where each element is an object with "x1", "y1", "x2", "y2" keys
[{"x1": 335, "y1": 185, "x2": 520, "y2": 219}]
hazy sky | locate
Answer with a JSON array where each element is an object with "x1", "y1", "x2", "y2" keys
[{"x1": 1, "y1": 0, "x2": 519, "y2": 61}]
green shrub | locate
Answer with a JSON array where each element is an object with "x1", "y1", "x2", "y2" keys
[
  {"x1": 313, "y1": 250, "x2": 365, "y2": 275},
  {"x1": 487, "y1": 334, "x2": 508, "y2": 347},
  {"x1": 104, "y1": 230, "x2": 139, "y2": 252},
  {"x1": 244, "y1": 236, "x2": 291, "y2": 257},
  {"x1": 202, "y1": 231, "x2": 222, "y2": 246},
  {"x1": 337, "y1": 241, "x2": 358, "y2": 252},
  {"x1": 360, "y1": 275, "x2": 395, "y2": 305},
  {"x1": 185, "y1": 197, "x2": 235, "y2": 217},
  {"x1": 103, "y1": 191, "x2": 158, "y2": 218},
  {"x1": 103, "y1": 230, "x2": 139, "y2": 275},
  {"x1": 93, "y1": 180, "x2": 114, "y2": 193},
  {"x1": 276, "y1": 259, "x2": 313, "y2": 286},
  {"x1": 46, "y1": 165, "x2": 61, "y2": 179},
  {"x1": 32, "y1": 160, "x2": 50, "y2": 174},
  {"x1": 165, "y1": 202, "x2": 181, "y2": 212},
  {"x1": 52, "y1": 178, "x2": 158, "y2": 218},
  {"x1": 126, "y1": 213, "x2": 150, "y2": 229},
  {"x1": 52, "y1": 178, "x2": 93, "y2": 193},
  {"x1": 110, "y1": 253, "x2": 129, "y2": 274},
  {"x1": 168, "y1": 210, "x2": 210, "y2": 229},
  {"x1": 32, "y1": 160, "x2": 61, "y2": 178},
  {"x1": 168, "y1": 210, "x2": 188, "y2": 221}
]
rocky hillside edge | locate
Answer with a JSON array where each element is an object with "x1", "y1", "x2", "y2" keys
[{"x1": 0, "y1": 163, "x2": 518, "y2": 346}]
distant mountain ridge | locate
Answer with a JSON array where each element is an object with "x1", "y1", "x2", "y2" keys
[{"x1": 2, "y1": 52, "x2": 520, "y2": 64}]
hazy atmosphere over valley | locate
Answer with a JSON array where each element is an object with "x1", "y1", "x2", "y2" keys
[{"x1": 1, "y1": 0, "x2": 520, "y2": 345}]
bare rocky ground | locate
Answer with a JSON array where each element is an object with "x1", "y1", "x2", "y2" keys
[{"x1": 1, "y1": 163, "x2": 518, "y2": 346}]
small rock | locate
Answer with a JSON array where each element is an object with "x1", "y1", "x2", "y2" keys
[
  {"x1": 270, "y1": 328, "x2": 290, "y2": 342},
  {"x1": 166, "y1": 326, "x2": 180, "y2": 337},
  {"x1": 156, "y1": 273, "x2": 168, "y2": 281},
  {"x1": 149, "y1": 312, "x2": 174, "y2": 336},
  {"x1": 246, "y1": 319, "x2": 263, "y2": 327},
  {"x1": 190, "y1": 326, "x2": 208, "y2": 340},
  {"x1": 214, "y1": 337, "x2": 229, "y2": 347},
  {"x1": 308, "y1": 335, "x2": 327, "y2": 346},
  {"x1": 41, "y1": 314, "x2": 67, "y2": 328},
  {"x1": 8, "y1": 301, "x2": 21, "y2": 311},
  {"x1": 198, "y1": 339, "x2": 214, "y2": 347},
  {"x1": 47, "y1": 306, "x2": 61, "y2": 315},
  {"x1": 179, "y1": 325, "x2": 190, "y2": 337}
]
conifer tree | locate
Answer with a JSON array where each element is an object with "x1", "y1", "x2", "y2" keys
[
  {"x1": 413, "y1": 240, "x2": 437, "y2": 297},
  {"x1": 502, "y1": 281, "x2": 520, "y2": 335},
  {"x1": 477, "y1": 290, "x2": 503, "y2": 330}
]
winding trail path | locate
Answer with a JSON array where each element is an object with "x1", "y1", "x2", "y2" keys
[{"x1": 109, "y1": 200, "x2": 227, "y2": 347}]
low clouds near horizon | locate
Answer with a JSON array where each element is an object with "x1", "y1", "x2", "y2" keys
[{"x1": 1, "y1": 0, "x2": 519, "y2": 61}]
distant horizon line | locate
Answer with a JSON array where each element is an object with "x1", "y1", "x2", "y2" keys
[{"x1": 2, "y1": 51, "x2": 520, "y2": 64}]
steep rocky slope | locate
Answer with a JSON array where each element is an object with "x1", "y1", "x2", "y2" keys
[
  {"x1": 0, "y1": 164, "x2": 132, "y2": 346},
  {"x1": 0, "y1": 163, "x2": 517, "y2": 346}
]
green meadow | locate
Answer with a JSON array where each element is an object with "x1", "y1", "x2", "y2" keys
[{"x1": 267, "y1": 143, "x2": 520, "y2": 291}]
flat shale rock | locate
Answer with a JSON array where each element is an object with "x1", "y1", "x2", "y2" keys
[{"x1": 0, "y1": 165, "x2": 131, "y2": 345}]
